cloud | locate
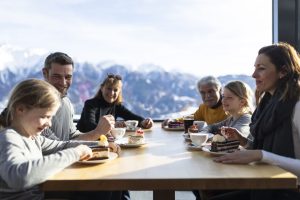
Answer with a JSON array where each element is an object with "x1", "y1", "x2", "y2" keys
[{"x1": 0, "y1": 0, "x2": 272, "y2": 76}]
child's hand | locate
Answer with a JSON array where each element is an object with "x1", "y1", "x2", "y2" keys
[
  {"x1": 221, "y1": 127, "x2": 248, "y2": 146},
  {"x1": 109, "y1": 142, "x2": 121, "y2": 155},
  {"x1": 221, "y1": 126, "x2": 239, "y2": 140},
  {"x1": 75, "y1": 145, "x2": 93, "y2": 161}
]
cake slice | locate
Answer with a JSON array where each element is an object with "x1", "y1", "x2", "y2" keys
[
  {"x1": 88, "y1": 147, "x2": 110, "y2": 160},
  {"x1": 188, "y1": 125, "x2": 199, "y2": 133},
  {"x1": 128, "y1": 135, "x2": 144, "y2": 144},
  {"x1": 211, "y1": 134, "x2": 240, "y2": 152},
  {"x1": 128, "y1": 129, "x2": 145, "y2": 144},
  {"x1": 168, "y1": 119, "x2": 184, "y2": 128}
]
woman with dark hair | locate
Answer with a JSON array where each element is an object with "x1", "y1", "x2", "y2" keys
[
  {"x1": 77, "y1": 74, "x2": 153, "y2": 200},
  {"x1": 77, "y1": 74, "x2": 153, "y2": 133},
  {"x1": 213, "y1": 42, "x2": 300, "y2": 200}
]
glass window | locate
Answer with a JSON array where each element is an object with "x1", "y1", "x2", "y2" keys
[{"x1": 0, "y1": 0, "x2": 272, "y2": 120}]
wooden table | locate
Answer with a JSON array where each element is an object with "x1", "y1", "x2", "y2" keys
[{"x1": 42, "y1": 123, "x2": 297, "y2": 200}]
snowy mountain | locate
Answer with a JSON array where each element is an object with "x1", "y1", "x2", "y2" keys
[{"x1": 0, "y1": 45, "x2": 255, "y2": 119}]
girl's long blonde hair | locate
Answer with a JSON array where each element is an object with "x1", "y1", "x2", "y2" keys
[{"x1": 0, "y1": 79, "x2": 61, "y2": 129}]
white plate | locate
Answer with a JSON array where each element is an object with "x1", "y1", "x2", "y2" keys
[
  {"x1": 162, "y1": 126, "x2": 184, "y2": 131},
  {"x1": 187, "y1": 143, "x2": 203, "y2": 150},
  {"x1": 201, "y1": 144, "x2": 239, "y2": 156},
  {"x1": 116, "y1": 142, "x2": 146, "y2": 148},
  {"x1": 77, "y1": 152, "x2": 118, "y2": 164},
  {"x1": 126, "y1": 127, "x2": 152, "y2": 132},
  {"x1": 187, "y1": 142, "x2": 211, "y2": 150}
]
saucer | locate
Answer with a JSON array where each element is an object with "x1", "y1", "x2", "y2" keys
[
  {"x1": 187, "y1": 142, "x2": 211, "y2": 150},
  {"x1": 117, "y1": 142, "x2": 146, "y2": 148},
  {"x1": 201, "y1": 144, "x2": 240, "y2": 156},
  {"x1": 187, "y1": 143, "x2": 203, "y2": 150},
  {"x1": 115, "y1": 138, "x2": 146, "y2": 148},
  {"x1": 126, "y1": 127, "x2": 151, "y2": 132}
]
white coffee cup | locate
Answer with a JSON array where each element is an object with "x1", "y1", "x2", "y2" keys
[
  {"x1": 193, "y1": 121, "x2": 207, "y2": 130},
  {"x1": 190, "y1": 133, "x2": 208, "y2": 146},
  {"x1": 125, "y1": 120, "x2": 139, "y2": 131},
  {"x1": 111, "y1": 127, "x2": 126, "y2": 140}
]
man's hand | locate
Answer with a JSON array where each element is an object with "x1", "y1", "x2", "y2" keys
[{"x1": 95, "y1": 115, "x2": 115, "y2": 135}]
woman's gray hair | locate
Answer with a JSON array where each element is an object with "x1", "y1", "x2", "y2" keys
[{"x1": 197, "y1": 76, "x2": 222, "y2": 90}]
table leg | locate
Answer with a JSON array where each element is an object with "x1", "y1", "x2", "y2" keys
[{"x1": 153, "y1": 190, "x2": 175, "y2": 200}]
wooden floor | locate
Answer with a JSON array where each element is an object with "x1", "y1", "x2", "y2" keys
[{"x1": 130, "y1": 191, "x2": 195, "y2": 200}]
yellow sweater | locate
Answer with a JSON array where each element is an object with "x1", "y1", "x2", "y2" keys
[{"x1": 193, "y1": 104, "x2": 227, "y2": 125}]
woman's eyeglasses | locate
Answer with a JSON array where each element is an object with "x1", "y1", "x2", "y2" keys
[{"x1": 107, "y1": 74, "x2": 122, "y2": 80}]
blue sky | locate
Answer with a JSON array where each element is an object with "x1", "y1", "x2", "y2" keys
[{"x1": 0, "y1": 0, "x2": 272, "y2": 76}]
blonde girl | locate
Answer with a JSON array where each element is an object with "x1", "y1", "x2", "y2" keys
[
  {"x1": 0, "y1": 79, "x2": 92, "y2": 200},
  {"x1": 201, "y1": 80, "x2": 254, "y2": 137}
]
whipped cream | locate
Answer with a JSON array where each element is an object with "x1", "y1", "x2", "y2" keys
[{"x1": 212, "y1": 134, "x2": 226, "y2": 142}]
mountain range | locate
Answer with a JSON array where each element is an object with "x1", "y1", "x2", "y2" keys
[{"x1": 0, "y1": 44, "x2": 255, "y2": 119}]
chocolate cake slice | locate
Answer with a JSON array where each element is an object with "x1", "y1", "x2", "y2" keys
[
  {"x1": 168, "y1": 121, "x2": 184, "y2": 128},
  {"x1": 211, "y1": 140, "x2": 240, "y2": 152},
  {"x1": 88, "y1": 147, "x2": 109, "y2": 160}
]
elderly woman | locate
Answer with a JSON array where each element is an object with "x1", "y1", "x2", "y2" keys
[
  {"x1": 213, "y1": 43, "x2": 300, "y2": 200},
  {"x1": 77, "y1": 74, "x2": 153, "y2": 133}
]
